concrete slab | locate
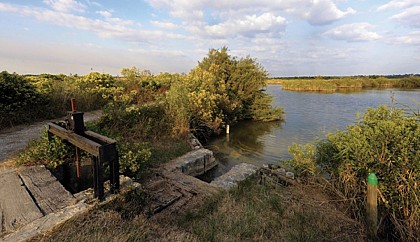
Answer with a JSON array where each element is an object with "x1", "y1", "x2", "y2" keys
[
  {"x1": 211, "y1": 163, "x2": 258, "y2": 189},
  {"x1": 164, "y1": 148, "x2": 217, "y2": 177}
]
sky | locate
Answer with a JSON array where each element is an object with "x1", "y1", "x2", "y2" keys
[{"x1": 0, "y1": 0, "x2": 419, "y2": 77}]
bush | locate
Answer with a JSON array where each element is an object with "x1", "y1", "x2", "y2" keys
[
  {"x1": 0, "y1": 71, "x2": 46, "y2": 128},
  {"x1": 17, "y1": 127, "x2": 72, "y2": 169},
  {"x1": 98, "y1": 102, "x2": 171, "y2": 141},
  {"x1": 118, "y1": 141, "x2": 152, "y2": 176},
  {"x1": 316, "y1": 105, "x2": 419, "y2": 241},
  {"x1": 287, "y1": 143, "x2": 317, "y2": 178}
]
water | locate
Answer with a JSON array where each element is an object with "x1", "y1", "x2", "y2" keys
[{"x1": 206, "y1": 86, "x2": 419, "y2": 177}]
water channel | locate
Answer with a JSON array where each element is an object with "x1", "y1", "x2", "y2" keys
[{"x1": 206, "y1": 85, "x2": 419, "y2": 177}]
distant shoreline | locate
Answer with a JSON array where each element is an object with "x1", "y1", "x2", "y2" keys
[{"x1": 266, "y1": 75, "x2": 420, "y2": 92}]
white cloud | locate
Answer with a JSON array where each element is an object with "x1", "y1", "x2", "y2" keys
[
  {"x1": 151, "y1": 20, "x2": 178, "y2": 30},
  {"x1": 323, "y1": 23, "x2": 381, "y2": 42},
  {"x1": 97, "y1": 10, "x2": 136, "y2": 26},
  {"x1": 0, "y1": 3, "x2": 182, "y2": 44},
  {"x1": 85, "y1": 0, "x2": 102, "y2": 8},
  {"x1": 378, "y1": 0, "x2": 420, "y2": 11},
  {"x1": 287, "y1": 0, "x2": 356, "y2": 25},
  {"x1": 43, "y1": 0, "x2": 86, "y2": 13},
  {"x1": 391, "y1": 6, "x2": 420, "y2": 28},
  {"x1": 145, "y1": 0, "x2": 355, "y2": 26},
  {"x1": 201, "y1": 13, "x2": 286, "y2": 38},
  {"x1": 394, "y1": 31, "x2": 420, "y2": 45}
]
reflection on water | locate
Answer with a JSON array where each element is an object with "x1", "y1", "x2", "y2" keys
[
  {"x1": 206, "y1": 86, "x2": 419, "y2": 177},
  {"x1": 206, "y1": 121, "x2": 282, "y2": 176}
]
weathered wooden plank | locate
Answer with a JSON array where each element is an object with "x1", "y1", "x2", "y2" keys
[
  {"x1": 48, "y1": 123, "x2": 100, "y2": 156},
  {"x1": 0, "y1": 170, "x2": 43, "y2": 231},
  {"x1": 18, "y1": 166, "x2": 76, "y2": 215},
  {"x1": 84, "y1": 131, "x2": 116, "y2": 145}
]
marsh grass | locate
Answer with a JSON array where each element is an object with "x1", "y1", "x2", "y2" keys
[
  {"x1": 179, "y1": 177, "x2": 366, "y2": 242},
  {"x1": 269, "y1": 75, "x2": 420, "y2": 92}
]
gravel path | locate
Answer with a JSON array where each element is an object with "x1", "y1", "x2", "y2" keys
[{"x1": 0, "y1": 111, "x2": 102, "y2": 163}]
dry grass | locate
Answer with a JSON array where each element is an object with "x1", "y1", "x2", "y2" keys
[
  {"x1": 30, "y1": 175, "x2": 367, "y2": 242},
  {"x1": 30, "y1": 190, "x2": 197, "y2": 242},
  {"x1": 179, "y1": 177, "x2": 367, "y2": 242}
]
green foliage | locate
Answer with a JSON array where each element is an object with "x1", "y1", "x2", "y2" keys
[
  {"x1": 1, "y1": 71, "x2": 117, "y2": 129},
  {"x1": 95, "y1": 102, "x2": 186, "y2": 177},
  {"x1": 0, "y1": 71, "x2": 46, "y2": 127},
  {"x1": 165, "y1": 76, "x2": 192, "y2": 135},
  {"x1": 17, "y1": 127, "x2": 72, "y2": 169},
  {"x1": 166, "y1": 47, "x2": 283, "y2": 137},
  {"x1": 98, "y1": 102, "x2": 171, "y2": 141},
  {"x1": 118, "y1": 141, "x2": 152, "y2": 175},
  {"x1": 76, "y1": 72, "x2": 118, "y2": 101},
  {"x1": 287, "y1": 143, "x2": 317, "y2": 178},
  {"x1": 316, "y1": 105, "x2": 419, "y2": 241},
  {"x1": 120, "y1": 66, "x2": 142, "y2": 82}
]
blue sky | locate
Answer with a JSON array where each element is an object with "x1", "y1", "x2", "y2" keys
[{"x1": 0, "y1": 0, "x2": 419, "y2": 76}]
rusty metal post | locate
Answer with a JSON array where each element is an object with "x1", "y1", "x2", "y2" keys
[
  {"x1": 71, "y1": 98, "x2": 76, "y2": 112},
  {"x1": 75, "y1": 147, "x2": 81, "y2": 179}
]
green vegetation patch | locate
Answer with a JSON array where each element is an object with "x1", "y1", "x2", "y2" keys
[{"x1": 288, "y1": 105, "x2": 419, "y2": 241}]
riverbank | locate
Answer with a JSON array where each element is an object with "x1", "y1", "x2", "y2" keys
[
  {"x1": 267, "y1": 75, "x2": 420, "y2": 92},
  {"x1": 28, "y1": 169, "x2": 367, "y2": 241}
]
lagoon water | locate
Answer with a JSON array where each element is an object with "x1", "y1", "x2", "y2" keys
[{"x1": 206, "y1": 85, "x2": 419, "y2": 177}]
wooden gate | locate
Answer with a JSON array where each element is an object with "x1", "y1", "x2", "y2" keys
[{"x1": 47, "y1": 101, "x2": 119, "y2": 199}]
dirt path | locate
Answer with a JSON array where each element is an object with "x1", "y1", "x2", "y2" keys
[{"x1": 0, "y1": 111, "x2": 102, "y2": 164}]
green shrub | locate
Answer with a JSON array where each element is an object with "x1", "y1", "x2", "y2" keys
[
  {"x1": 0, "y1": 71, "x2": 46, "y2": 128},
  {"x1": 316, "y1": 105, "x2": 419, "y2": 241},
  {"x1": 287, "y1": 143, "x2": 317, "y2": 178},
  {"x1": 118, "y1": 141, "x2": 152, "y2": 176},
  {"x1": 98, "y1": 102, "x2": 171, "y2": 141},
  {"x1": 17, "y1": 127, "x2": 72, "y2": 169}
]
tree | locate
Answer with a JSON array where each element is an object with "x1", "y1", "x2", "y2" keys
[
  {"x1": 120, "y1": 66, "x2": 141, "y2": 82},
  {"x1": 196, "y1": 47, "x2": 283, "y2": 123},
  {"x1": 166, "y1": 47, "x2": 283, "y2": 136}
]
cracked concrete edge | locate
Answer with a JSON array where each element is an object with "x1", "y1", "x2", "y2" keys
[{"x1": 1, "y1": 201, "x2": 90, "y2": 242}]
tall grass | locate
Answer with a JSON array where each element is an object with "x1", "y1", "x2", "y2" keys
[
  {"x1": 274, "y1": 75, "x2": 420, "y2": 92},
  {"x1": 0, "y1": 73, "x2": 108, "y2": 129}
]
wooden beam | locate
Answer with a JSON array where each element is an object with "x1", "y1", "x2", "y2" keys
[
  {"x1": 84, "y1": 131, "x2": 116, "y2": 145},
  {"x1": 48, "y1": 123, "x2": 100, "y2": 156}
]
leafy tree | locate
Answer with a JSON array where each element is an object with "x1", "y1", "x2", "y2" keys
[
  {"x1": 166, "y1": 47, "x2": 283, "y2": 136},
  {"x1": 196, "y1": 47, "x2": 283, "y2": 122},
  {"x1": 120, "y1": 66, "x2": 141, "y2": 82}
]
